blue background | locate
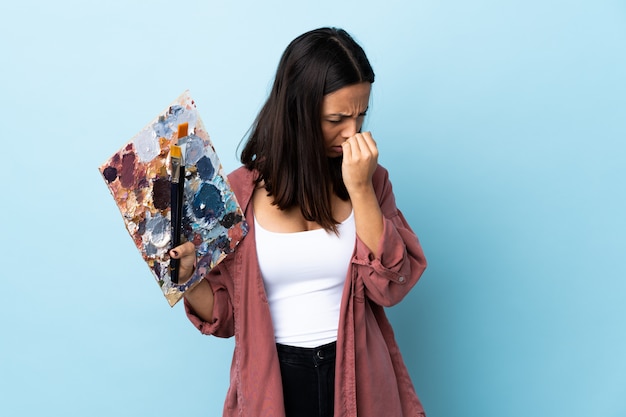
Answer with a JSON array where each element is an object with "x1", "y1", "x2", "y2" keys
[{"x1": 1, "y1": 1, "x2": 625, "y2": 416}]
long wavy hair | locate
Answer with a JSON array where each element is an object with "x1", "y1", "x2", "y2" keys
[{"x1": 240, "y1": 27, "x2": 375, "y2": 232}]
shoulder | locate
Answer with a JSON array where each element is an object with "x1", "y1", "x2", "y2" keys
[
  {"x1": 227, "y1": 166, "x2": 255, "y2": 186},
  {"x1": 226, "y1": 166, "x2": 257, "y2": 211}
]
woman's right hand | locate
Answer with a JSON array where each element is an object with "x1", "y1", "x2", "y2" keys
[
  {"x1": 169, "y1": 241, "x2": 197, "y2": 284},
  {"x1": 171, "y1": 241, "x2": 215, "y2": 322}
]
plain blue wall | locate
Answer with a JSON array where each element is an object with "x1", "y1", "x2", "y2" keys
[{"x1": 1, "y1": 1, "x2": 625, "y2": 416}]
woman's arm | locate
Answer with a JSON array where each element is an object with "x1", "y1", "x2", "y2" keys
[
  {"x1": 341, "y1": 131, "x2": 384, "y2": 257},
  {"x1": 345, "y1": 149, "x2": 427, "y2": 307},
  {"x1": 170, "y1": 242, "x2": 215, "y2": 322}
]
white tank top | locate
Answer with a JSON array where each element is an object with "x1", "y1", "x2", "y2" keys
[{"x1": 255, "y1": 211, "x2": 356, "y2": 348}]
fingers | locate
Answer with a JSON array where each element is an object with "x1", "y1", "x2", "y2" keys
[
  {"x1": 170, "y1": 241, "x2": 197, "y2": 284},
  {"x1": 169, "y1": 241, "x2": 195, "y2": 259},
  {"x1": 341, "y1": 132, "x2": 378, "y2": 162},
  {"x1": 341, "y1": 132, "x2": 379, "y2": 193}
]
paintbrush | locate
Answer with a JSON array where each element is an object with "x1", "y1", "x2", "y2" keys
[{"x1": 169, "y1": 123, "x2": 188, "y2": 284}]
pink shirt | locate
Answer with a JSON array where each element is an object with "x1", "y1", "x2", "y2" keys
[{"x1": 185, "y1": 165, "x2": 428, "y2": 416}]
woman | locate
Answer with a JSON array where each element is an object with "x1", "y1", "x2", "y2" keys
[{"x1": 171, "y1": 27, "x2": 427, "y2": 417}]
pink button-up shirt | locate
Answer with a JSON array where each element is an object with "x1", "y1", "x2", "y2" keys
[{"x1": 185, "y1": 165, "x2": 427, "y2": 416}]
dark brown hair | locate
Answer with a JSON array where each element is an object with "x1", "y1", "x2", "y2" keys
[{"x1": 240, "y1": 27, "x2": 375, "y2": 232}]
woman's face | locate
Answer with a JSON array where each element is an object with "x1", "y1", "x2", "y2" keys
[{"x1": 321, "y1": 82, "x2": 371, "y2": 157}]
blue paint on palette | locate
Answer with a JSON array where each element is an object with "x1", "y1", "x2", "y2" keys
[
  {"x1": 196, "y1": 155, "x2": 215, "y2": 181},
  {"x1": 191, "y1": 183, "x2": 225, "y2": 221}
]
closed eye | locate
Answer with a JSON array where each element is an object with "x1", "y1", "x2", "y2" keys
[{"x1": 326, "y1": 112, "x2": 367, "y2": 123}]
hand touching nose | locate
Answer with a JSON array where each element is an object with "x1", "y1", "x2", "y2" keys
[{"x1": 341, "y1": 131, "x2": 378, "y2": 195}]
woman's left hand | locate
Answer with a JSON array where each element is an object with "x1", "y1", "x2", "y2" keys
[{"x1": 341, "y1": 131, "x2": 378, "y2": 196}]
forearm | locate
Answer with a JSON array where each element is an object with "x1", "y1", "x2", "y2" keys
[
  {"x1": 183, "y1": 279, "x2": 215, "y2": 323},
  {"x1": 351, "y1": 184, "x2": 384, "y2": 258}
]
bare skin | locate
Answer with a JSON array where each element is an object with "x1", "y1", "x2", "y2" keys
[{"x1": 170, "y1": 82, "x2": 383, "y2": 322}]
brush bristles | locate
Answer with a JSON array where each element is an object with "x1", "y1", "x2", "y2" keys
[
  {"x1": 170, "y1": 145, "x2": 182, "y2": 158},
  {"x1": 177, "y1": 122, "x2": 189, "y2": 138}
]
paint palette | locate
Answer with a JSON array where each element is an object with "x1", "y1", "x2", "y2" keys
[{"x1": 99, "y1": 91, "x2": 248, "y2": 306}]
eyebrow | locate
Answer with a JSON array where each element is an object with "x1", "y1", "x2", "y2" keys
[{"x1": 324, "y1": 108, "x2": 369, "y2": 117}]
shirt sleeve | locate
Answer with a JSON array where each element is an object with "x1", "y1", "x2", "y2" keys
[{"x1": 352, "y1": 166, "x2": 427, "y2": 307}]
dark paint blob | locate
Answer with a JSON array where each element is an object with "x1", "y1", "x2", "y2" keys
[
  {"x1": 192, "y1": 183, "x2": 224, "y2": 220},
  {"x1": 152, "y1": 177, "x2": 170, "y2": 210},
  {"x1": 119, "y1": 153, "x2": 136, "y2": 189},
  {"x1": 137, "y1": 218, "x2": 146, "y2": 236},
  {"x1": 138, "y1": 177, "x2": 149, "y2": 189},
  {"x1": 102, "y1": 166, "x2": 118, "y2": 183},
  {"x1": 196, "y1": 156, "x2": 215, "y2": 181},
  {"x1": 215, "y1": 234, "x2": 229, "y2": 251},
  {"x1": 220, "y1": 212, "x2": 242, "y2": 228}
]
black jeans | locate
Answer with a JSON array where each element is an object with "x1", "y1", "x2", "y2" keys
[{"x1": 276, "y1": 341, "x2": 336, "y2": 417}]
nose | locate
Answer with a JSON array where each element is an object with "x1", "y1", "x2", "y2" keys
[{"x1": 341, "y1": 118, "x2": 359, "y2": 139}]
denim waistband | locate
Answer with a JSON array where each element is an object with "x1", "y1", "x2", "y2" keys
[{"x1": 276, "y1": 341, "x2": 337, "y2": 366}]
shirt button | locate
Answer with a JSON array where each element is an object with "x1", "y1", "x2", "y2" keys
[{"x1": 398, "y1": 276, "x2": 406, "y2": 283}]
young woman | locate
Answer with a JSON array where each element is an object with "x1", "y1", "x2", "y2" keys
[{"x1": 171, "y1": 27, "x2": 428, "y2": 417}]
